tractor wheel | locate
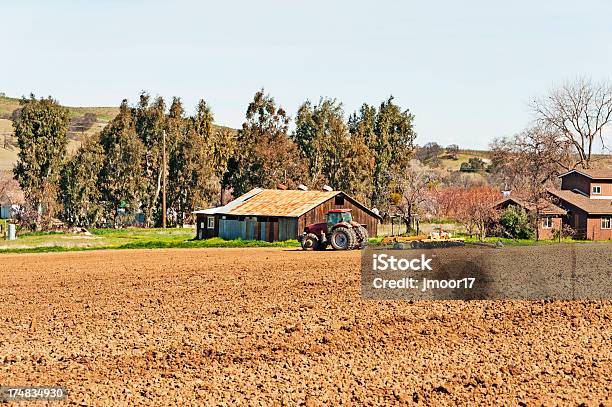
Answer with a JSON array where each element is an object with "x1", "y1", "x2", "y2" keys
[
  {"x1": 330, "y1": 227, "x2": 357, "y2": 250},
  {"x1": 347, "y1": 228, "x2": 360, "y2": 250},
  {"x1": 301, "y1": 233, "x2": 319, "y2": 250},
  {"x1": 354, "y1": 226, "x2": 369, "y2": 249}
]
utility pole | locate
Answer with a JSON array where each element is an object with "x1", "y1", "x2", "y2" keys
[{"x1": 162, "y1": 130, "x2": 167, "y2": 228}]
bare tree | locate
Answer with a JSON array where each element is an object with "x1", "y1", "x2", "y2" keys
[
  {"x1": 445, "y1": 144, "x2": 460, "y2": 160},
  {"x1": 531, "y1": 78, "x2": 612, "y2": 169},
  {"x1": 390, "y1": 160, "x2": 437, "y2": 232},
  {"x1": 0, "y1": 170, "x2": 24, "y2": 205},
  {"x1": 415, "y1": 142, "x2": 443, "y2": 167},
  {"x1": 0, "y1": 171, "x2": 11, "y2": 202},
  {"x1": 491, "y1": 126, "x2": 570, "y2": 187},
  {"x1": 490, "y1": 126, "x2": 571, "y2": 239},
  {"x1": 431, "y1": 185, "x2": 500, "y2": 240}
]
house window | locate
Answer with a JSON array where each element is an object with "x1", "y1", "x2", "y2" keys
[
  {"x1": 200, "y1": 222, "x2": 205, "y2": 229},
  {"x1": 542, "y1": 217, "x2": 553, "y2": 229},
  {"x1": 334, "y1": 195, "x2": 345, "y2": 206},
  {"x1": 207, "y1": 216, "x2": 215, "y2": 229},
  {"x1": 592, "y1": 185, "x2": 601, "y2": 195},
  {"x1": 601, "y1": 217, "x2": 611, "y2": 230}
]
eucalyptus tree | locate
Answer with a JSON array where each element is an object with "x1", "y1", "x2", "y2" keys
[
  {"x1": 98, "y1": 100, "x2": 145, "y2": 226},
  {"x1": 225, "y1": 89, "x2": 301, "y2": 196},
  {"x1": 13, "y1": 95, "x2": 70, "y2": 229}
]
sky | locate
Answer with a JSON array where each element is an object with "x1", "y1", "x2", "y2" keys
[{"x1": 2, "y1": 0, "x2": 612, "y2": 149}]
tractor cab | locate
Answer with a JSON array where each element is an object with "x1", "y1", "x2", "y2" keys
[{"x1": 326, "y1": 209, "x2": 353, "y2": 228}]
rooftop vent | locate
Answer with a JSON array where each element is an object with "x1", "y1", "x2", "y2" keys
[
  {"x1": 322, "y1": 185, "x2": 333, "y2": 192},
  {"x1": 297, "y1": 184, "x2": 309, "y2": 191}
]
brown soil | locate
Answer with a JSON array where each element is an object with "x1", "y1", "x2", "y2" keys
[{"x1": 0, "y1": 248, "x2": 610, "y2": 406}]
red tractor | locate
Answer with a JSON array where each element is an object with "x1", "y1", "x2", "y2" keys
[{"x1": 299, "y1": 209, "x2": 369, "y2": 250}]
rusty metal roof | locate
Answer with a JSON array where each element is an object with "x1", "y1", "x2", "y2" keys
[
  {"x1": 224, "y1": 189, "x2": 340, "y2": 217},
  {"x1": 194, "y1": 188, "x2": 382, "y2": 219}
]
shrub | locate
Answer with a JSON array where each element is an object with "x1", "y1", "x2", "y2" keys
[
  {"x1": 460, "y1": 157, "x2": 486, "y2": 173},
  {"x1": 499, "y1": 205, "x2": 534, "y2": 239}
]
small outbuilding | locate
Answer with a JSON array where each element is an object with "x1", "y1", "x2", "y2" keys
[
  {"x1": 194, "y1": 188, "x2": 381, "y2": 241},
  {"x1": 494, "y1": 196, "x2": 566, "y2": 240}
]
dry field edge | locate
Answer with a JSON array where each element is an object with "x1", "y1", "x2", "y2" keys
[{"x1": 0, "y1": 247, "x2": 610, "y2": 406}]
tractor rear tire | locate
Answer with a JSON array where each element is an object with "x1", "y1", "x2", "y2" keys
[
  {"x1": 354, "y1": 226, "x2": 369, "y2": 249},
  {"x1": 330, "y1": 227, "x2": 357, "y2": 250},
  {"x1": 301, "y1": 233, "x2": 319, "y2": 250}
]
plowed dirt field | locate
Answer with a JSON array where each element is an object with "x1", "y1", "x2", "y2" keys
[{"x1": 1, "y1": 248, "x2": 610, "y2": 405}]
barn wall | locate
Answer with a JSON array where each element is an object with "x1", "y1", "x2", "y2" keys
[
  {"x1": 197, "y1": 216, "x2": 298, "y2": 242},
  {"x1": 278, "y1": 218, "x2": 299, "y2": 241},
  {"x1": 218, "y1": 219, "x2": 259, "y2": 240},
  {"x1": 195, "y1": 214, "x2": 218, "y2": 239},
  {"x1": 297, "y1": 194, "x2": 379, "y2": 236}
]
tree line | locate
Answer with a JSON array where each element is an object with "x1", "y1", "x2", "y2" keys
[
  {"x1": 11, "y1": 77, "x2": 611, "y2": 236},
  {"x1": 13, "y1": 93, "x2": 234, "y2": 229},
  {"x1": 12, "y1": 90, "x2": 416, "y2": 229}
]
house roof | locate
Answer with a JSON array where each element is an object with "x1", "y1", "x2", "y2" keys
[
  {"x1": 494, "y1": 197, "x2": 567, "y2": 215},
  {"x1": 548, "y1": 189, "x2": 612, "y2": 215},
  {"x1": 559, "y1": 168, "x2": 612, "y2": 180},
  {"x1": 194, "y1": 188, "x2": 382, "y2": 219}
]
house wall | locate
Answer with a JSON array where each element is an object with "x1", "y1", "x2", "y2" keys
[
  {"x1": 561, "y1": 173, "x2": 612, "y2": 197},
  {"x1": 589, "y1": 180, "x2": 612, "y2": 197},
  {"x1": 0, "y1": 205, "x2": 11, "y2": 219},
  {"x1": 495, "y1": 201, "x2": 563, "y2": 240},
  {"x1": 297, "y1": 194, "x2": 379, "y2": 237},
  {"x1": 537, "y1": 216, "x2": 562, "y2": 240},
  {"x1": 561, "y1": 173, "x2": 591, "y2": 195},
  {"x1": 586, "y1": 216, "x2": 612, "y2": 241},
  {"x1": 554, "y1": 199, "x2": 588, "y2": 239}
]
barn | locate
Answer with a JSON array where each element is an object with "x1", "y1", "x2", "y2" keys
[{"x1": 194, "y1": 188, "x2": 381, "y2": 241}]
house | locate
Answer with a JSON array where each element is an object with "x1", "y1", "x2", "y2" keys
[
  {"x1": 0, "y1": 179, "x2": 24, "y2": 220},
  {"x1": 0, "y1": 204, "x2": 13, "y2": 219},
  {"x1": 548, "y1": 169, "x2": 612, "y2": 240},
  {"x1": 193, "y1": 188, "x2": 381, "y2": 241},
  {"x1": 494, "y1": 196, "x2": 567, "y2": 240}
]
